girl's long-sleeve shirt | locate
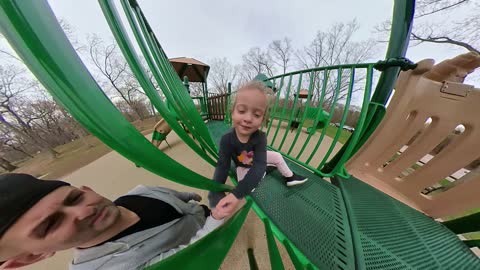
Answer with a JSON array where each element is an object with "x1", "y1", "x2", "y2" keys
[{"x1": 212, "y1": 128, "x2": 267, "y2": 198}]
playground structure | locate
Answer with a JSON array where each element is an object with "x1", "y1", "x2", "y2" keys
[
  {"x1": 150, "y1": 57, "x2": 210, "y2": 148},
  {"x1": 0, "y1": 1, "x2": 479, "y2": 270}
]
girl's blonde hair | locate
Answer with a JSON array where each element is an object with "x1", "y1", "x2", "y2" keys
[{"x1": 230, "y1": 80, "x2": 275, "y2": 125}]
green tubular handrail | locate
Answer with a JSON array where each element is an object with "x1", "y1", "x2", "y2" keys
[
  {"x1": 251, "y1": 203, "x2": 320, "y2": 270},
  {"x1": 120, "y1": 0, "x2": 194, "y2": 131},
  {"x1": 317, "y1": 68, "x2": 354, "y2": 171},
  {"x1": 263, "y1": 219, "x2": 286, "y2": 270},
  {"x1": 0, "y1": 0, "x2": 230, "y2": 192},
  {"x1": 295, "y1": 69, "x2": 329, "y2": 160},
  {"x1": 330, "y1": 66, "x2": 374, "y2": 177},
  {"x1": 286, "y1": 71, "x2": 314, "y2": 156},
  {"x1": 259, "y1": 63, "x2": 377, "y2": 178},
  {"x1": 98, "y1": 0, "x2": 217, "y2": 167},
  {"x1": 138, "y1": 5, "x2": 219, "y2": 157},
  {"x1": 144, "y1": 14, "x2": 213, "y2": 148},
  {"x1": 278, "y1": 73, "x2": 302, "y2": 150},
  {"x1": 305, "y1": 68, "x2": 342, "y2": 165},
  {"x1": 121, "y1": 0, "x2": 219, "y2": 159},
  {"x1": 265, "y1": 76, "x2": 284, "y2": 136},
  {"x1": 270, "y1": 75, "x2": 293, "y2": 146},
  {"x1": 144, "y1": 201, "x2": 253, "y2": 270},
  {"x1": 322, "y1": 0, "x2": 415, "y2": 173},
  {"x1": 145, "y1": 19, "x2": 219, "y2": 158}
]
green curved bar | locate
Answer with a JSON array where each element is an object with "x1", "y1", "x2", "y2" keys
[
  {"x1": 278, "y1": 73, "x2": 302, "y2": 150},
  {"x1": 317, "y1": 68, "x2": 355, "y2": 171},
  {"x1": 330, "y1": 66, "x2": 374, "y2": 177},
  {"x1": 265, "y1": 77, "x2": 284, "y2": 136},
  {"x1": 98, "y1": 0, "x2": 217, "y2": 166},
  {"x1": 306, "y1": 69, "x2": 342, "y2": 165},
  {"x1": 123, "y1": 1, "x2": 219, "y2": 158},
  {"x1": 263, "y1": 219, "x2": 286, "y2": 270},
  {"x1": 296, "y1": 69, "x2": 330, "y2": 160},
  {"x1": 287, "y1": 71, "x2": 314, "y2": 156},
  {"x1": 270, "y1": 75, "x2": 293, "y2": 146},
  {"x1": 322, "y1": 0, "x2": 415, "y2": 173},
  {"x1": 144, "y1": 201, "x2": 252, "y2": 270},
  {"x1": 0, "y1": 0, "x2": 230, "y2": 192}
]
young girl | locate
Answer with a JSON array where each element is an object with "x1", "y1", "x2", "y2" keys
[{"x1": 209, "y1": 80, "x2": 308, "y2": 216}]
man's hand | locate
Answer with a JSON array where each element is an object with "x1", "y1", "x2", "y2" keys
[
  {"x1": 189, "y1": 193, "x2": 202, "y2": 202},
  {"x1": 173, "y1": 190, "x2": 203, "y2": 203},
  {"x1": 215, "y1": 193, "x2": 240, "y2": 217}
]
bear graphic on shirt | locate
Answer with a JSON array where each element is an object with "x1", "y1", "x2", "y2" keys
[{"x1": 237, "y1": 150, "x2": 254, "y2": 165}]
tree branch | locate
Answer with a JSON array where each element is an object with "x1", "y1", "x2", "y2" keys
[
  {"x1": 411, "y1": 32, "x2": 479, "y2": 53},
  {"x1": 415, "y1": 0, "x2": 470, "y2": 18}
]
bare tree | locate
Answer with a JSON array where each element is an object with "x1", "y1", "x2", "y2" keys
[
  {"x1": 0, "y1": 156, "x2": 17, "y2": 172},
  {"x1": 208, "y1": 57, "x2": 239, "y2": 94},
  {"x1": 269, "y1": 38, "x2": 293, "y2": 74},
  {"x1": 240, "y1": 47, "x2": 276, "y2": 82},
  {"x1": 295, "y1": 20, "x2": 375, "y2": 105},
  {"x1": 0, "y1": 65, "x2": 59, "y2": 157},
  {"x1": 87, "y1": 35, "x2": 150, "y2": 120},
  {"x1": 377, "y1": 0, "x2": 479, "y2": 54},
  {"x1": 0, "y1": 127, "x2": 34, "y2": 158},
  {"x1": 415, "y1": 0, "x2": 470, "y2": 18},
  {"x1": 188, "y1": 82, "x2": 205, "y2": 97}
]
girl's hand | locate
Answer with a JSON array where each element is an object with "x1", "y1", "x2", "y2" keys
[
  {"x1": 211, "y1": 208, "x2": 226, "y2": 220},
  {"x1": 215, "y1": 193, "x2": 240, "y2": 217}
]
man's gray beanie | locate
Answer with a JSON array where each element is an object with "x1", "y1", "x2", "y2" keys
[{"x1": 0, "y1": 173, "x2": 69, "y2": 238}]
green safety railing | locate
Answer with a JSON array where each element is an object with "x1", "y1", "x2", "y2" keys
[
  {"x1": 101, "y1": 0, "x2": 220, "y2": 162},
  {"x1": 321, "y1": 0, "x2": 417, "y2": 175},
  {"x1": 230, "y1": 64, "x2": 375, "y2": 178},
  {"x1": 191, "y1": 96, "x2": 209, "y2": 119},
  {"x1": 234, "y1": 0, "x2": 417, "y2": 178},
  {"x1": 98, "y1": 0, "x2": 217, "y2": 167}
]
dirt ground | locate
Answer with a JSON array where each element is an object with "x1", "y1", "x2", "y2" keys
[{"x1": 8, "y1": 117, "x2": 159, "y2": 179}]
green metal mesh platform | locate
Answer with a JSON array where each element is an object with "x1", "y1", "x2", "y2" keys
[
  {"x1": 333, "y1": 176, "x2": 480, "y2": 270},
  {"x1": 206, "y1": 121, "x2": 356, "y2": 270},
  {"x1": 254, "y1": 163, "x2": 355, "y2": 270}
]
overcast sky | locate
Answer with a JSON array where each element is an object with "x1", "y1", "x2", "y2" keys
[{"x1": 46, "y1": 0, "x2": 470, "y2": 69}]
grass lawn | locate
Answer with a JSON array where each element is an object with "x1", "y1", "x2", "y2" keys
[
  {"x1": 321, "y1": 124, "x2": 351, "y2": 144},
  {"x1": 301, "y1": 119, "x2": 351, "y2": 144},
  {"x1": 446, "y1": 208, "x2": 480, "y2": 240}
]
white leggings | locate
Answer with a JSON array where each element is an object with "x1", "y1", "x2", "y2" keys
[{"x1": 236, "y1": 150, "x2": 293, "y2": 181}]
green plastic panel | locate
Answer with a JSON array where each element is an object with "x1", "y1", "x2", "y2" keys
[
  {"x1": 333, "y1": 176, "x2": 480, "y2": 270},
  {"x1": 144, "y1": 201, "x2": 252, "y2": 270}
]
